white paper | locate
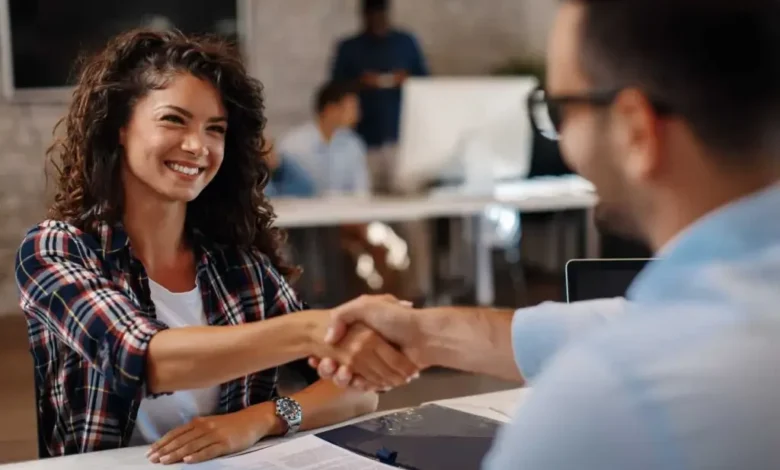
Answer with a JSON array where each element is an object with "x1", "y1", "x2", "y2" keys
[
  {"x1": 425, "y1": 388, "x2": 529, "y2": 423},
  {"x1": 190, "y1": 435, "x2": 394, "y2": 470}
]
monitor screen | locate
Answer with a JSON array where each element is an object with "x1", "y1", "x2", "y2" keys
[
  {"x1": 4, "y1": 0, "x2": 239, "y2": 91},
  {"x1": 565, "y1": 259, "x2": 652, "y2": 302}
]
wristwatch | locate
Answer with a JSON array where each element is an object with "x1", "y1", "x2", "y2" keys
[{"x1": 273, "y1": 396, "x2": 303, "y2": 437}]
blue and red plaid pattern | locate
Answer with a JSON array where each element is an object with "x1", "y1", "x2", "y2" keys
[{"x1": 15, "y1": 219, "x2": 304, "y2": 457}]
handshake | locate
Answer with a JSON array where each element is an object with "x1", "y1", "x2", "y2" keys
[{"x1": 307, "y1": 295, "x2": 431, "y2": 392}]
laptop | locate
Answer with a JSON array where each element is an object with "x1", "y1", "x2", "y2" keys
[{"x1": 565, "y1": 258, "x2": 653, "y2": 302}]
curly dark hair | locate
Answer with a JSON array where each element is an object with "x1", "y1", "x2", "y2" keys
[{"x1": 46, "y1": 29, "x2": 298, "y2": 279}]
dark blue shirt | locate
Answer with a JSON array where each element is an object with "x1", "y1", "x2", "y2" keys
[{"x1": 331, "y1": 30, "x2": 429, "y2": 148}]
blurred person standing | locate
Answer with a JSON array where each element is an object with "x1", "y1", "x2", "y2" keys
[
  {"x1": 330, "y1": 0, "x2": 433, "y2": 304},
  {"x1": 330, "y1": 0, "x2": 428, "y2": 192}
]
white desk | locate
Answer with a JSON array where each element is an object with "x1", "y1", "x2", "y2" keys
[
  {"x1": 271, "y1": 178, "x2": 598, "y2": 306},
  {"x1": 272, "y1": 179, "x2": 596, "y2": 229},
  {"x1": 271, "y1": 194, "x2": 490, "y2": 228},
  {"x1": 1, "y1": 389, "x2": 529, "y2": 470}
]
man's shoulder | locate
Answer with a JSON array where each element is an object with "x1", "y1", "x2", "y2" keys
[
  {"x1": 488, "y1": 300, "x2": 780, "y2": 470},
  {"x1": 569, "y1": 301, "x2": 780, "y2": 387}
]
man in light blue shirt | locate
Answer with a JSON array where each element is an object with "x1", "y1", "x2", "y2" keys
[
  {"x1": 312, "y1": 0, "x2": 780, "y2": 468},
  {"x1": 278, "y1": 81, "x2": 370, "y2": 196}
]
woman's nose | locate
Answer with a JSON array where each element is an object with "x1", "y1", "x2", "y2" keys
[{"x1": 181, "y1": 131, "x2": 207, "y2": 156}]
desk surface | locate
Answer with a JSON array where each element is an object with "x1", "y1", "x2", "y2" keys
[
  {"x1": 1, "y1": 388, "x2": 528, "y2": 470},
  {"x1": 271, "y1": 178, "x2": 597, "y2": 228}
]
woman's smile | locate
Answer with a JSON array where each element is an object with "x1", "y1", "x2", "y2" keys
[{"x1": 164, "y1": 160, "x2": 206, "y2": 179}]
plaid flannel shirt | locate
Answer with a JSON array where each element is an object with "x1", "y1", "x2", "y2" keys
[{"x1": 15, "y1": 219, "x2": 305, "y2": 457}]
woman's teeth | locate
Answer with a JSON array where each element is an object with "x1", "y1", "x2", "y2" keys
[{"x1": 166, "y1": 162, "x2": 201, "y2": 176}]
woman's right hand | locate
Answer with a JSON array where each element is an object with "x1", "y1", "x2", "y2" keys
[{"x1": 306, "y1": 310, "x2": 419, "y2": 392}]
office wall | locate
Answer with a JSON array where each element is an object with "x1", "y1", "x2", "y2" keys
[{"x1": 0, "y1": 0, "x2": 556, "y2": 315}]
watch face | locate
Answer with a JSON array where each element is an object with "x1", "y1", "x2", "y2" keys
[{"x1": 277, "y1": 398, "x2": 302, "y2": 422}]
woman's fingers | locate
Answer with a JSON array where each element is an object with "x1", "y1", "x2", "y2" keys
[
  {"x1": 182, "y1": 443, "x2": 226, "y2": 464},
  {"x1": 158, "y1": 433, "x2": 216, "y2": 465},
  {"x1": 333, "y1": 364, "x2": 355, "y2": 388},
  {"x1": 148, "y1": 423, "x2": 202, "y2": 462},
  {"x1": 316, "y1": 357, "x2": 338, "y2": 379},
  {"x1": 373, "y1": 339, "x2": 419, "y2": 387}
]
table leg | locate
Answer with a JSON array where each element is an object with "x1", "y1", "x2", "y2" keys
[
  {"x1": 584, "y1": 208, "x2": 601, "y2": 258},
  {"x1": 474, "y1": 215, "x2": 495, "y2": 306}
]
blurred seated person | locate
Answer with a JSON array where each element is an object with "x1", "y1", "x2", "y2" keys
[
  {"x1": 263, "y1": 138, "x2": 315, "y2": 198},
  {"x1": 278, "y1": 81, "x2": 369, "y2": 197},
  {"x1": 278, "y1": 83, "x2": 407, "y2": 300}
]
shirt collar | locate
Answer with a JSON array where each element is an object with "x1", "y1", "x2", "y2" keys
[
  {"x1": 97, "y1": 219, "x2": 213, "y2": 266},
  {"x1": 628, "y1": 183, "x2": 780, "y2": 302},
  {"x1": 98, "y1": 220, "x2": 130, "y2": 257}
]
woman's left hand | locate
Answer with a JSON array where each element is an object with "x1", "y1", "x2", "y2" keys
[{"x1": 147, "y1": 407, "x2": 275, "y2": 465}]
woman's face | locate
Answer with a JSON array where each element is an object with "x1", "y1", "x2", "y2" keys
[{"x1": 120, "y1": 73, "x2": 227, "y2": 203}]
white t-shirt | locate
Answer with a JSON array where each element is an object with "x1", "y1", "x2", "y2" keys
[{"x1": 129, "y1": 279, "x2": 220, "y2": 446}]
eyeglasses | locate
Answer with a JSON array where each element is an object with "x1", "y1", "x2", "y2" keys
[{"x1": 527, "y1": 86, "x2": 674, "y2": 140}]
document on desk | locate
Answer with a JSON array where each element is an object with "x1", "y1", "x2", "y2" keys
[
  {"x1": 190, "y1": 435, "x2": 393, "y2": 470},
  {"x1": 316, "y1": 404, "x2": 502, "y2": 470}
]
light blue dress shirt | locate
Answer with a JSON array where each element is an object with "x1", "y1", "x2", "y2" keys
[
  {"x1": 277, "y1": 122, "x2": 370, "y2": 196},
  {"x1": 485, "y1": 184, "x2": 780, "y2": 470}
]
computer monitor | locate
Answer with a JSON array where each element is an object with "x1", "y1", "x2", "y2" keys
[
  {"x1": 565, "y1": 258, "x2": 653, "y2": 303},
  {"x1": 394, "y1": 77, "x2": 539, "y2": 193}
]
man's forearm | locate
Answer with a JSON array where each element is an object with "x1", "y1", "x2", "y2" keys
[
  {"x1": 416, "y1": 307, "x2": 524, "y2": 383},
  {"x1": 146, "y1": 311, "x2": 322, "y2": 394}
]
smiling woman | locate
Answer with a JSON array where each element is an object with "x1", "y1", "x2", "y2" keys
[{"x1": 14, "y1": 29, "x2": 419, "y2": 464}]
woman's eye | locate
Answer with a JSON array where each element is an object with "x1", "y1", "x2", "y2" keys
[
  {"x1": 209, "y1": 126, "x2": 227, "y2": 134},
  {"x1": 161, "y1": 114, "x2": 185, "y2": 124}
]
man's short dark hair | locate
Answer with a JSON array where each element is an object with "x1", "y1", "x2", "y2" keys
[
  {"x1": 575, "y1": 0, "x2": 780, "y2": 159},
  {"x1": 314, "y1": 81, "x2": 358, "y2": 114},
  {"x1": 362, "y1": 0, "x2": 389, "y2": 14}
]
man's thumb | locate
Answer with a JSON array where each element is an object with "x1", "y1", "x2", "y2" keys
[{"x1": 325, "y1": 310, "x2": 350, "y2": 344}]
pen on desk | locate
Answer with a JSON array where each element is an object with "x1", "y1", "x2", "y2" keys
[{"x1": 488, "y1": 407, "x2": 512, "y2": 419}]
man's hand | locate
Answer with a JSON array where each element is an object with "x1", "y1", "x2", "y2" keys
[
  {"x1": 324, "y1": 323, "x2": 419, "y2": 391},
  {"x1": 310, "y1": 295, "x2": 426, "y2": 389},
  {"x1": 326, "y1": 295, "x2": 420, "y2": 347},
  {"x1": 305, "y1": 305, "x2": 419, "y2": 391},
  {"x1": 147, "y1": 405, "x2": 276, "y2": 464}
]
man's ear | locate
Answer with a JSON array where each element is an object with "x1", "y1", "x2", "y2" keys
[{"x1": 611, "y1": 88, "x2": 663, "y2": 183}]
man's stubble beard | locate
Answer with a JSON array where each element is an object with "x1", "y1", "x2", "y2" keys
[{"x1": 593, "y1": 200, "x2": 646, "y2": 244}]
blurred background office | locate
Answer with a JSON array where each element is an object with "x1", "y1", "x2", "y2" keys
[{"x1": 0, "y1": 0, "x2": 649, "y2": 463}]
